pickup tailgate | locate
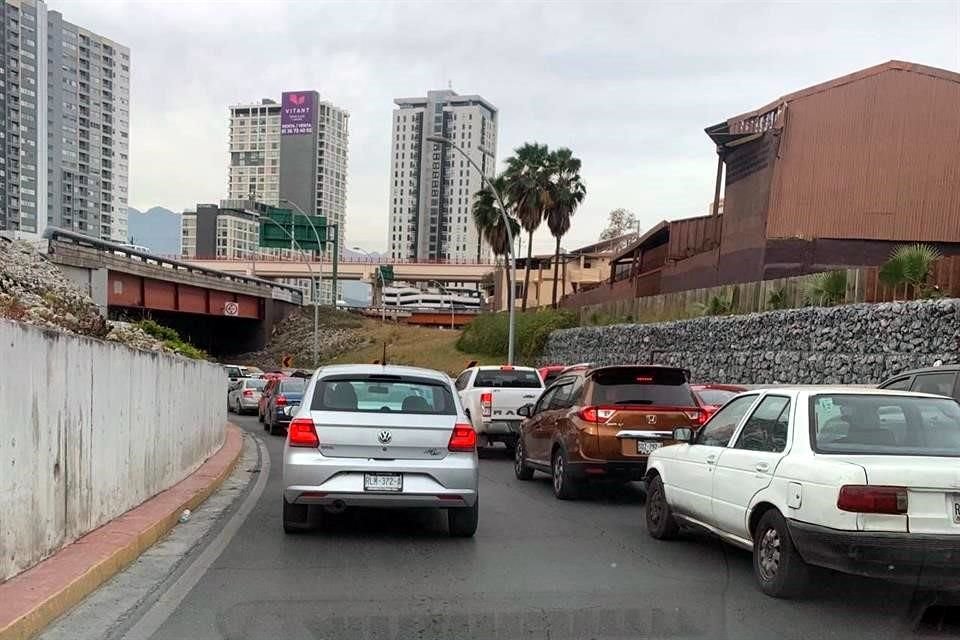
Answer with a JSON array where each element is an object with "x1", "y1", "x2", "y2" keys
[{"x1": 468, "y1": 367, "x2": 543, "y2": 423}]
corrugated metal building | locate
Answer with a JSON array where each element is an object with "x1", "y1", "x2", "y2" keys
[{"x1": 663, "y1": 60, "x2": 960, "y2": 292}]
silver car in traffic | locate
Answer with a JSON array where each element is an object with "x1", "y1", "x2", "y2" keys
[{"x1": 281, "y1": 364, "x2": 480, "y2": 537}]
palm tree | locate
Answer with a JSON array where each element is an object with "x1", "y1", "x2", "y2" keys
[
  {"x1": 807, "y1": 270, "x2": 847, "y2": 306},
  {"x1": 502, "y1": 143, "x2": 551, "y2": 311},
  {"x1": 544, "y1": 148, "x2": 586, "y2": 308},
  {"x1": 471, "y1": 176, "x2": 518, "y2": 259},
  {"x1": 879, "y1": 243, "x2": 942, "y2": 299}
]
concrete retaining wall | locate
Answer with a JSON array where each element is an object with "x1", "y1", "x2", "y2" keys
[
  {"x1": 0, "y1": 320, "x2": 226, "y2": 581},
  {"x1": 541, "y1": 299, "x2": 960, "y2": 384}
]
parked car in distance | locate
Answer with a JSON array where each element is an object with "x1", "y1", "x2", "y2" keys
[
  {"x1": 281, "y1": 364, "x2": 479, "y2": 537},
  {"x1": 514, "y1": 365, "x2": 704, "y2": 499},
  {"x1": 262, "y1": 377, "x2": 307, "y2": 436},
  {"x1": 691, "y1": 383, "x2": 749, "y2": 418},
  {"x1": 224, "y1": 364, "x2": 250, "y2": 386},
  {"x1": 644, "y1": 388, "x2": 960, "y2": 597},
  {"x1": 455, "y1": 365, "x2": 544, "y2": 451},
  {"x1": 538, "y1": 365, "x2": 567, "y2": 386},
  {"x1": 878, "y1": 364, "x2": 960, "y2": 399},
  {"x1": 228, "y1": 377, "x2": 267, "y2": 415}
]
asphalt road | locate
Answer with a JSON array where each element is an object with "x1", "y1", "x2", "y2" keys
[{"x1": 49, "y1": 415, "x2": 943, "y2": 640}]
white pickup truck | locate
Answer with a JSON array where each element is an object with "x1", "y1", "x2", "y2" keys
[{"x1": 455, "y1": 365, "x2": 545, "y2": 451}]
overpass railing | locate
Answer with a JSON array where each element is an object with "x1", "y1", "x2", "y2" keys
[
  {"x1": 181, "y1": 254, "x2": 495, "y2": 266},
  {"x1": 45, "y1": 227, "x2": 304, "y2": 304}
]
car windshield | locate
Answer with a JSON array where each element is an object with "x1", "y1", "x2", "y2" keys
[
  {"x1": 473, "y1": 369, "x2": 542, "y2": 388},
  {"x1": 311, "y1": 376, "x2": 456, "y2": 414},
  {"x1": 590, "y1": 368, "x2": 695, "y2": 406},
  {"x1": 695, "y1": 388, "x2": 739, "y2": 406},
  {"x1": 279, "y1": 379, "x2": 306, "y2": 394},
  {"x1": 811, "y1": 394, "x2": 960, "y2": 456},
  {"x1": 244, "y1": 379, "x2": 266, "y2": 390}
]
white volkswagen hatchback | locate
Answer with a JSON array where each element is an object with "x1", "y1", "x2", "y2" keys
[
  {"x1": 282, "y1": 364, "x2": 480, "y2": 537},
  {"x1": 644, "y1": 388, "x2": 960, "y2": 597}
]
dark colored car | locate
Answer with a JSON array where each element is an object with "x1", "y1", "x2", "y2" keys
[
  {"x1": 878, "y1": 364, "x2": 960, "y2": 399},
  {"x1": 263, "y1": 377, "x2": 307, "y2": 436},
  {"x1": 514, "y1": 365, "x2": 704, "y2": 499},
  {"x1": 690, "y1": 383, "x2": 749, "y2": 419}
]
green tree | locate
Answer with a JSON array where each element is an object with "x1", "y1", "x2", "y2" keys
[
  {"x1": 544, "y1": 148, "x2": 586, "y2": 308},
  {"x1": 879, "y1": 243, "x2": 942, "y2": 299},
  {"x1": 471, "y1": 176, "x2": 518, "y2": 260},
  {"x1": 807, "y1": 270, "x2": 848, "y2": 306},
  {"x1": 599, "y1": 208, "x2": 639, "y2": 241},
  {"x1": 503, "y1": 143, "x2": 551, "y2": 311}
]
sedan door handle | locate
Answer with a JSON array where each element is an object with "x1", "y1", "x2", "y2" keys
[
  {"x1": 755, "y1": 462, "x2": 770, "y2": 473},
  {"x1": 706, "y1": 454, "x2": 717, "y2": 464}
]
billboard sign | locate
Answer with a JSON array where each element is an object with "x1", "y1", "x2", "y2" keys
[{"x1": 280, "y1": 91, "x2": 315, "y2": 136}]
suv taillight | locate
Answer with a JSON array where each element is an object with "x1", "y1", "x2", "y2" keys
[
  {"x1": 288, "y1": 418, "x2": 319, "y2": 448},
  {"x1": 448, "y1": 423, "x2": 477, "y2": 452},
  {"x1": 480, "y1": 392, "x2": 492, "y2": 419},
  {"x1": 683, "y1": 409, "x2": 705, "y2": 427},
  {"x1": 837, "y1": 485, "x2": 908, "y2": 514},
  {"x1": 578, "y1": 406, "x2": 615, "y2": 423}
]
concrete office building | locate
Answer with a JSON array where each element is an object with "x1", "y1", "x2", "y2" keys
[
  {"x1": 227, "y1": 91, "x2": 348, "y2": 302},
  {"x1": 388, "y1": 90, "x2": 497, "y2": 263},
  {"x1": 0, "y1": 0, "x2": 129, "y2": 242}
]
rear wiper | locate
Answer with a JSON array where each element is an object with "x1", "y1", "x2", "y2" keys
[{"x1": 613, "y1": 400, "x2": 653, "y2": 405}]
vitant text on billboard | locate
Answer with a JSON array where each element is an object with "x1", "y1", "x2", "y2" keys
[{"x1": 281, "y1": 91, "x2": 315, "y2": 136}]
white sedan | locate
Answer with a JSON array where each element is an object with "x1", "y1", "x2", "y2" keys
[{"x1": 644, "y1": 387, "x2": 960, "y2": 597}]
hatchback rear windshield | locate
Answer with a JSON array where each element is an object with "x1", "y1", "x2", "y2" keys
[
  {"x1": 279, "y1": 379, "x2": 306, "y2": 394},
  {"x1": 590, "y1": 368, "x2": 695, "y2": 407},
  {"x1": 473, "y1": 369, "x2": 542, "y2": 388},
  {"x1": 245, "y1": 379, "x2": 266, "y2": 390},
  {"x1": 695, "y1": 388, "x2": 738, "y2": 406},
  {"x1": 311, "y1": 376, "x2": 456, "y2": 414},
  {"x1": 811, "y1": 394, "x2": 960, "y2": 456}
]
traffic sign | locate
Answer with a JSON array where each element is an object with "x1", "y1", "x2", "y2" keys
[
  {"x1": 258, "y1": 207, "x2": 327, "y2": 250},
  {"x1": 281, "y1": 354, "x2": 294, "y2": 367},
  {"x1": 223, "y1": 301, "x2": 239, "y2": 316},
  {"x1": 377, "y1": 265, "x2": 395, "y2": 284}
]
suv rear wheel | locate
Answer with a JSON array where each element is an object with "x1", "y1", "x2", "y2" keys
[
  {"x1": 514, "y1": 439, "x2": 534, "y2": 481},
  {"x1": 753, "y1": 509, "x2": 809, "y2": 598},
  {"x1": 551, "y1": 449, "x2": 578, "y2": 500},
  {"x1": 645, "y1": 474, "x2": 679, "y2": 539}
]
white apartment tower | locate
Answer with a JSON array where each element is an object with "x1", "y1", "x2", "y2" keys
[
  {"x1": 0, "y1": 0, "x2": 130, "y2": 242},
  {"x1": 388, "y1": 90, "x2": 497, "y2": 263}
]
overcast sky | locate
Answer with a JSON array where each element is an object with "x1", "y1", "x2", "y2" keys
[{"x1": 51, "y1": 0, "x2": 960, "y2": 255}]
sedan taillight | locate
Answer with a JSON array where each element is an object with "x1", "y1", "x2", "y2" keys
[
  {"x1": 242, "y1": 390, "x2": 254, "y2": 398},
  {"x1": 275, "y1": 395, "x2": 287, "y2": 406},
  {"x1": 837, "y1": 485, "x2": 908, "y2": 514}
]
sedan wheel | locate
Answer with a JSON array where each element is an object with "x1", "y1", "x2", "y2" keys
[
  {"x1": 514, "y1": 440, "x2": 534, "y2": 481},
  {"x1": 645, "y1": 474, "x2": 679, "y2": 539},
  {"x1": 752, "y1": 510, "x2": 809, "y2": 598}
]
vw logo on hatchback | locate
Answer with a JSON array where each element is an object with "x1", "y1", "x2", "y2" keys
[{"x1": 377, "y1": 430, "x2": 392, "y2": 444}]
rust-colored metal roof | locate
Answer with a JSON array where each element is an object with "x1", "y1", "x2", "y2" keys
[{"x1": 610, "y1": 220, "x2": 670, "y2": 263}]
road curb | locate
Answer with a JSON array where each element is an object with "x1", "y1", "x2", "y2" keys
[{"x1": 0, "y1": 424, "x2": 244, "y2": 640}]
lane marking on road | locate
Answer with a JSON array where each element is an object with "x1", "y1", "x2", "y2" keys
[{"x1": 124, "y1": 434, "x2": 271, "y2": 640}]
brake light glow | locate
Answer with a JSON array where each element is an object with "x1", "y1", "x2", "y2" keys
[
  {"x1": 448, "y1": 423, "x2": 477, "y2": 452},
  {"x1": 287, "y1": 418, "x2": 319, "y2": 448},
  {"x1": 578, "y1": 406, "x2": 615, "y2": 423},
  {"x1": 242, "y1": 390, "x2": 254, "y2": 398},
  {"x1": 480, "y1": 392, "x2": 492, "y2": 419},
  {"x1": 683, "y1": 410, "x2": 706, "y2": 427},
  {"x1": 275, "y1": 395, "x2": 287, "y2": 406},
  {"x1": 837, "y1": 485, "x2": 908, "y2": 514},
  {"x1": 635, "y1": 376, "x2": 654, "y2": 383},
  {"x1": 500, "y1": 366, "x2": 514, "y2": 371}
]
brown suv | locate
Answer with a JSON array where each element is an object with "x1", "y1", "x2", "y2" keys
[{"x1": 514, "y1": 365, "x2": 704, "y2": 499}]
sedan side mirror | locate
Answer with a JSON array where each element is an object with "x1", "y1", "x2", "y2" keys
[
  {"x1": 517, "y1": 404, "x2": 533, "y2": 418},
  {"x1": 672, "y1": 427, "x2": 694, "y2": 443}
]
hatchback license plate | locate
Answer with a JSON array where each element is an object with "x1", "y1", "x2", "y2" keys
[
  {"x1": 952, "y1": 495, "x2": 960, "y2": 524},
  {"x1": 364, "y1": 473, "x2": 402, "y2": 492},
  {"x1": 637, "y1": 441, "x2": 662, "y2": 455}
]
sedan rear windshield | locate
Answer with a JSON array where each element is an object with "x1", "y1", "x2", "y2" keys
[
  {"x1": 279, "y1": 380, "x2": 306, "y2": 394},
  {"x1": 245, "y1": 379, "x2": 266, "y2": 390},
  {"x1": 811, "y1": 394, "x2": 960, "y2": 456},
  {"x1": 311, "y1": 376, "x2": 456, "y2": 414},
  {"x1": 590, "y1": 368, "x2": 695, "y2": 407},
  {"x1": 473, "y1": 370, "x2": 542, "y2": 389}
]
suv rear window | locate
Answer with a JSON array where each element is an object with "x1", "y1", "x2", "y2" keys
[
  {"x1": 473, "y1": 369, "x2": 542, "y2": 389},
  {"x1": 590, "y1": 367, "x2": 695, "y2": 407},
  {"x1": 811, "y1": 394, "x2": 960, "y2": 456},
  {"x1": 311, "y1": 375, "x2": 456, "y2": 414}
]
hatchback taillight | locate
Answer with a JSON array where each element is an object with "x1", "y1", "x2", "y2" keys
[
  {"x1": 578, "y1": 406, "x2": 615, "y2": 423},
  {"x1": 275, "y1": 394, "x2": 287, "y2": 406},
  {"x1": 837, "y1": 485, "x2": 908, "y2": 514},
  {"x1": 288, "y1": 418, "x2": 319, "y2": 448},
  {"x1": 448, "y1": 423, "x2": 477, "y2": 452},
  {"x1": 480, "y1": 392, "x2": 492, "y2": 419}
]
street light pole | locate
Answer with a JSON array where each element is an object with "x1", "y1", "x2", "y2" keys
[
  {"x1": 426, "y1": 135, "x2": 516, "y2": 365},
  {"x1": 351, "y1": 245, "x2": 385, "y2": 322},
  {"x1": 278, "y1": 198, "x2": 325, "y2": 307},
  {"x1": 259, "y1": 216, "x2": 318, "y2": 368},
  {"x1": 430, "y1": 280, "x2": 455, "y2": 330}
]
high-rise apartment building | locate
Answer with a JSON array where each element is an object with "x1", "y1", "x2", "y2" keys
[
  {"x1": 387, "y1": 90, "x2": 497, "y2": 263},
  {"x1": 227, "y1": 91, "x2": 348, "y2": 301},
  {"x1": 0, "y1": 0, "x2": 129, "y2": 242}
]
